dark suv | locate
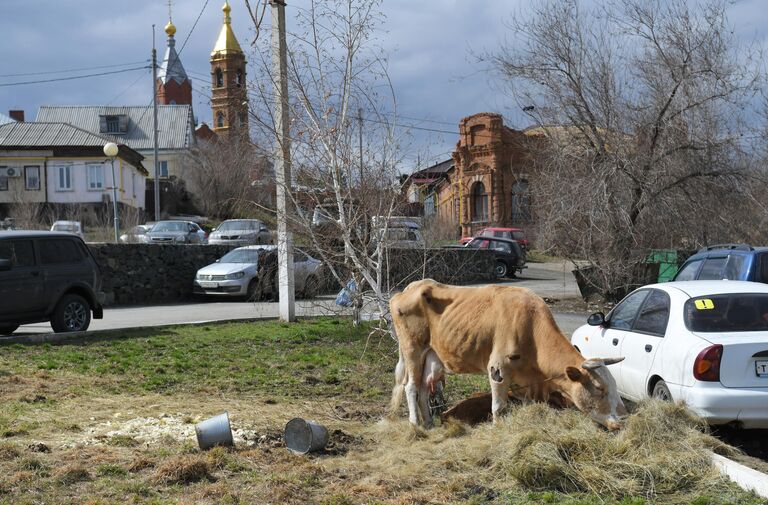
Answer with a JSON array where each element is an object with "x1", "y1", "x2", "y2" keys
[
  {"x1": 464, "y1": 236, "x2": 527, "y2": 278},
  {"x1": 0, "y1": 231, "x2": 103, "y2": 335},
  {"x1": 673, "y1": 244, "x2": 768, "y2": 283}
]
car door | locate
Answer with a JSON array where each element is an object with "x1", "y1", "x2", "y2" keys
[
  {"x1": 0, "y1": 239, "x2": 44, "y2": 317},
  {"x1": 595, "y1": 290, "x2": 651, "y2": 394},
  {"x1": 293, "y1": 250, "x2": 308, "y2": 292},
  {"x1": 38, "y1": 238, "x2": 90, "y2": 305},
  {"x1": 618, "y1": 289, "x2": 670, "y2": 401}
]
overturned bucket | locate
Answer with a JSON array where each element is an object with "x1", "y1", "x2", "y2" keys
[
  {"x1": 195, "y1": 412, "x2": 234, "y2": 450},
  {"x1": 284, "y1": 418, "x2": 329, "y2": 454}
]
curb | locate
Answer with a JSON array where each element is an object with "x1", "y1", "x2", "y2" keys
[
  {"x1": 0, "y1": 317, "x2": 274, "y2": 346},
  {"x1": 711, "y1": 451, "x2": 768, "y2": 498}
]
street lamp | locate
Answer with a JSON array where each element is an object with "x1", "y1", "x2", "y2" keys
[{"x1": 103, "y1": 142, "x2": 120, "y2": 243}]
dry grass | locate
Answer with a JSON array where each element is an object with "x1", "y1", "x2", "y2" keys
[
  {"x1": 336, "y1": 400, "x2": 750, "y2": 503},
  {"x1": 152, "y1": 454, "x2": 212, "y2": 485},
  {"x1": 53, "y1": 464, "x2": 91, "y2": 485}
]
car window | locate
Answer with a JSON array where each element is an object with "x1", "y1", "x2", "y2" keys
[
  {"x1": 759, "y1": 254, "x2": 768, "y2": 283},
  {"x1": 490, "y1": 241, "x2": 512, "y2": 253},
  {"x1": 685, "y1": 293, "x2": 768, "y2": 332},
  {"x1": 152, "y1": 222, "x2": 185, "y2": 232},
  {"x1": 723, "y1": 254, "x2": 745, "y2": 280},
  {"x1": 512, "y1": 231, "x2": 525, "y2": 240},
  {"x1": 294, "y1": 251, "x2": 307, "y2": 262},
  {"x1": 632, "y1": 290, "x2": 670, "y2": 336},
  {"x1": 675, "y1": 259, "x2": 702, "y2": 281},
  {"x1": 219, "y1": 249, "x2": 260, "y2": 263},
  {"x1": 38, "y1": 239, "x2": 84, "y2": 265},
  {"x1": 0, "y1": 240, "x2": 35, "y2": 267},
  {"x1": 609, "y1": 290, "x2": 650, "y2": 330},
  {"x1": 494, "y1": 231, "x2": 504, "y2": 238},
  {"x1": 697, "y1": 256, "x2": 727, "y2": 280}
]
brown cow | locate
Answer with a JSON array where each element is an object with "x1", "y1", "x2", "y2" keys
[{"x1": 389, "y1": 279, "x2": 627, "y2": 430}]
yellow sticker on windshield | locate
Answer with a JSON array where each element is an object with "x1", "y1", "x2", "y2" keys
[{"x1": 695, "y1": 299, "x2": 715, "y2": 310}]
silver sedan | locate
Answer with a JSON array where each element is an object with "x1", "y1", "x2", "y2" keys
[{"x1": 193, "y1": 246, "x2": 323, "y2": 300}]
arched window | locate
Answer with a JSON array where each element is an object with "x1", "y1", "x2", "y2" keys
[
  {"x1": 235, "y1": 69, "x2": 243, "y2": 87},
  {"x1": 471, "y1": 181, "x2": 488, "y2": 222},
  {"x1": 511, "y1": 179, "x2": 532, "y2": 224},
  {"x1": 215, "y1": 68, "x2": 223, "y2": 88},
  {"x1": 216, "y1": 112, "x2": 225, "y2": 128}
]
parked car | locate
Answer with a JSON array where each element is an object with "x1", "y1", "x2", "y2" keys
[
  {"x1": 571, "y1": 280, "x2": 768, "y2": 428},
  {"x1": 371, "y1": 216, "x2": 425, "y2": 249},
  {"x1": 193, "y1": 246, "x2": 323, "y2": 300},
  {"x1": 674, "y1": 244, "x2": 768, "y2": 283},
  {"x1": 478, "y1": 227, "x2": 530, "y2": 250},
  {"x1": 0, "y1": 231, "x2": 103, "y2": 335},
  {"x1": 462, "y1": 236, "x2": 526, "y2": 278},
  {"x1": 208, "y1": 219, "x2": 272, "y2": 246},
  {"x1": 50, "y1": 220, "x2": 85, "y2": 240},
  {"x1": 119, "y1": 224, "x2": 152, "y2": 244},
  {"x1": 146, "y1": 220, "x2": 207, "y2": 244}
]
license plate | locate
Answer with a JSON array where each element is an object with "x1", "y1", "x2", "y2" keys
[
  {"x1": 199, "y1": 281, "x2": 218, "y2": 288},
  {"x1": 756, "y1": 360, "x2": 768, "y2": 377}
]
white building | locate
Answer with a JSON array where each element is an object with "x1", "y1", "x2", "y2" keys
[{"x1": 0, "y1": 122, "x2": 147, "y2": 218}]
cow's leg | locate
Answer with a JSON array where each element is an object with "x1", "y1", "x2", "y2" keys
[
  {"x1": 403, "y1": 349, "x2": 425, "y2": 426},
  {"x1": 488, "y1": 361, "x2": 513, "y2": 424}
]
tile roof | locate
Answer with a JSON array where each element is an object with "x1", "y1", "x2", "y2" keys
[{"x1": 35, "y1": 105, "x2": 193, "y2": 151}]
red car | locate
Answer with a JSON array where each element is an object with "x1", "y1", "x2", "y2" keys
[{"x1": 478, "y1": 227, "x2": 529, "y2": 250}]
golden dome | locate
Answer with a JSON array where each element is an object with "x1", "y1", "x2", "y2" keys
[
  {"x1": 223, "y1": 1, "x2": 231, "y2": 17},
  {"x1": 165, "y1": 20, "x2": 176, "y2": 37}
]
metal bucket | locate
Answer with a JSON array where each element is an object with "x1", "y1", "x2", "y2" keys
[
  {"x1": 284, "y1": 418, "x2": 329, "y2": 454},
  {"x1": 195, "y1": 412, "x2": 234, "y2": 450}
]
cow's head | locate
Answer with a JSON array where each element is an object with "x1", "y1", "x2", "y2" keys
[
  {"x1": 389, "y1": 279, "x2": 440, "y2": 343},
  {"x1": 564, "y1": 357, "x2": 627, "y2": 430}
]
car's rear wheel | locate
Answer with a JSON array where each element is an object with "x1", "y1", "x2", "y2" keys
[
  {"x1": 652, "y1": 380, "x2": 672, "y2": 402},
  {"x1": 246, "y1": 279, "x2": 262, "y2": 302},
  {"x1": 0, "y1": 324, "x2": 19, "y2": 336},
  {"x1": 50, "y1": 294, "x2": 91, "y2": 333},
  {"x1": 495, "y1": 261, "x2": 508, "y2": 279}
]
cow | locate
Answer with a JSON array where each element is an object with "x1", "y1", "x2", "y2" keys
[{"x1": 389, "y1": 279, "x2": 627, "y2": 430}]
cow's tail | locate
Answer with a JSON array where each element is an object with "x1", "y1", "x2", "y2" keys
[{"x1": 388, "y1": 345, "x2": 407, "y2": 419}]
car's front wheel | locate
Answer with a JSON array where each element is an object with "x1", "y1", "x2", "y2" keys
[
  {"x1": 0, "y1": 324, "x2": 19, "y2": 336},
  {"x1": 495, "y1": 261, "x2": 508, "y2": 279},
  {"x1": 246, "y1": 279, "x2": 262, "y2": 302},
  {"x1": 652, "y1": 380, "x2": 672, "y2": 402},
  {"x1": 50, "y1": 294, "x2": 91, "y2": 333},
  {"x1": 303, "y1": 275, "x2": 319, "y2": 299}
]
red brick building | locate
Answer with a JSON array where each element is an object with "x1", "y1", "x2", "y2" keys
[{"x1": 408, "y1": 112, "x2": 538, "y2": 237}]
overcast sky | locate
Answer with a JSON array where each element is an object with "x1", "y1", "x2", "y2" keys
[{"x1": 1, "y1": 0, "x2": 766, "y2": 171}]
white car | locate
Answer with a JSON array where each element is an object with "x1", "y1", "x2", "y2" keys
[
  {"x1": 193, "y1": 246, "x2": 323, "y2": 300},
  {"x1": 571, "y1": 280, "x2": 768, "y2": 429},
  {"x1": 50, "y1": 220, "x2": 85, "y2": 240}
]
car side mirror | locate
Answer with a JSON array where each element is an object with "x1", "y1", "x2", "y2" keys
[
  {"x1": 0, "y1": 259, "x2": 11, "y2": 271},
  {"x1": 587, "y1": 312, "x2": 606, "y2": 327}
]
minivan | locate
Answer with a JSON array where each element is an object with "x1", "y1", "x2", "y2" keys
[{"x1": 673, "y1": 244, "x2": 768, "y2": 283}]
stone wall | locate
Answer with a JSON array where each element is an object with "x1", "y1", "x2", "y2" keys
[
  {"x1": 88, "y1": 244, "x2": 495, "y2": 306},
  {"x1": 88, "y1": 243, "x2": 235, "y2": 306}
]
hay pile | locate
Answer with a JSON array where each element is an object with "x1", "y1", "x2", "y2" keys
[{"x1": 342, "y1": 400, "x2": 737, "y2": 501}]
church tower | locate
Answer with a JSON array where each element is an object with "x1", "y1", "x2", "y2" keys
[
  {"x1": 156, "y1": 18, "x2": 192, "y2": 105},
  {"x1": 210, "y1": 1, "x2": 249, "y2": 136}
]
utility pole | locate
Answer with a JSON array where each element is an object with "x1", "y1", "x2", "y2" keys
[
  {"x1": 270, "y1": 0, "x2": 295, "y2": 321},
  {"x1": 152, "y1": 25, "x2": 161, "y2": 221}
]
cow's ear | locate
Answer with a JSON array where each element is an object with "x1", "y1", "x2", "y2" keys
[{"x1": 565, "y1": 366, "x2": 582, "y2": 381}]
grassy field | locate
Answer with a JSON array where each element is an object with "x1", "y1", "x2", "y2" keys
[{"x1": 0, "y1": 318, "x2": 764, "y2": 504}]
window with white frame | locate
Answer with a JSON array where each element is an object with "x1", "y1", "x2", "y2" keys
[
  {"x1": 55, "y1": 165, "x2": 73, "y2": 191},
  {"x1": 159, "y1": 160, "x2": 168, "y2": 178},
  {"x1": 24, "y1": 166, "x2": 40, "y2": 190},
  {"x1": 86, "y1": 163, "x2": 104, "y2": 190}
]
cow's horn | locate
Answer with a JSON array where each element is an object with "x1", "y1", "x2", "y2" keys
[
  {"x1": 581, "y1": 359, "x2": 604, "y2": 370},
  {"x1": 601, "y1": 357, "x2": 625, "y2": 366}
]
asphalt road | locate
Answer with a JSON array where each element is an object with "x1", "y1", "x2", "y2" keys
[{"x1": 15, "y1": 262, "x2": 589, "y2": 336}]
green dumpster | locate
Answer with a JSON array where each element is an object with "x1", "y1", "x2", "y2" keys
[{"x1": 647, "y1": 249, "x2": 678, "y2": 282}]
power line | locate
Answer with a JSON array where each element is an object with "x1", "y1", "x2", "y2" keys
[
  {"x1": 0, "y1": 66, "x2": 150, "y2": 88},
  {"x1": 107, "y1": 68, "x2": 150, "y2": 105},
  {"x1": 0, "y1": 60, "x2": 149, "y2": 79},
  {"x1": 179, "y1": 0, "x2": 211, "y2": 56}
]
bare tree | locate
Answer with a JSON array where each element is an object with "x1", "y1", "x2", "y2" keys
[
  {"x1": 184, "y1": 133, "x2": 273, "y2": 220},
  {"x1": 245, "y1": 0, "x2": 414, "y2": 320},
  {"x1": 489, "y1": 0, "x2": 763, "y2": 298}
]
